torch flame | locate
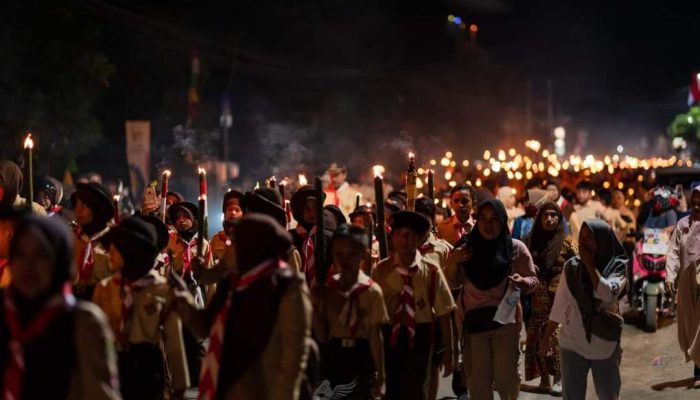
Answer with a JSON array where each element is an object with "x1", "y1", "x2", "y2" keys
[
  {"x1": 163, "y1": 169, "x2": 171, "y2": 177},
  {"x1": 198, "y1": 167, "x2": 206, "y2": 175},
  {"x1": 24, "y1": 134, "x2": 33, "y2": 149},
  {"x1": 372, "y1": 165, "x2": 385, "y2": 177},
  {"x1": 280, "y1": 177, "x2": 289, "y2": 186},
  {"x1": 408, "y1": 152, "x2": 415, "y2": 159},
  {"x1": 298, "y1": 174, "x2": 308, "y2": 186}
]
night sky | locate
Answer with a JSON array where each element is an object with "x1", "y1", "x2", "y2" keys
[{"x1": 80, "y1": 0, "x2": 700, "y2": 181}]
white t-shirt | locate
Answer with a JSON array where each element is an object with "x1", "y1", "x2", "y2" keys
[{"x1": 549, "y1": 263, "x2": 624, "y2": 360}]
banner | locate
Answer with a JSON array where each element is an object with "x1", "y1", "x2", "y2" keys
[{"x1": 125, "y1": 120, "x2": 151, "y2": 201}]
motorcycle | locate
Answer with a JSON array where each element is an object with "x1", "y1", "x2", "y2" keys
[{"x1": 630, "y1": 228, "x2": 674, "y2": 332}]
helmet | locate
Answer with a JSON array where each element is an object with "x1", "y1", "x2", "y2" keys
[
  {"x1": 651, "y1": 186, "x2": 678, "y2": 214},
  {"x1": 34, "y1": 176, "x2": 64, "y2": 209}
]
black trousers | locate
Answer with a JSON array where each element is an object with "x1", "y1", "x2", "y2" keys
[
  {"x1": 324, "y1": 338, "x2": 374, "y2": 400},
  {"x1": 119, "y1": 343, "x2": 165, "y2": 400},
  {"x1": 382, "y1": 323, "x2": 433, "y2": 400}
]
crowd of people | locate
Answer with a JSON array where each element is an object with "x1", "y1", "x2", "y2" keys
[{"x1": 0, "y1": 158, "x2": 699, "y2": 400}]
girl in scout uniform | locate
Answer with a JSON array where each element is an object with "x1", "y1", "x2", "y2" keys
[
  {"x1": 313, "y1": 224, "x2": 389, "y2": 399},
  {"x1": 71, "y1": 182, "x2": 115, "y2": 300},
  {"x1": 209, "y1": 190, "x2": 244, "y2": 263},
  {"x1": 165, "y1": 201, "x2": 212, "y2": 386},
  {"x1": 93, "y1": 216, "x2": 189, "y2": 400}
]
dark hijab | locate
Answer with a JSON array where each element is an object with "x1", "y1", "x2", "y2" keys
[
  {"x1": 0, "y1": 161, "x2": 23, "y2": 210},
  {"x1": 107, "y1": 217, "x2": 159, "y2": 281},
  {"x1": 525, "y1": 201, "x2": 565, "y2": 279},
  {"x1": 216, "y1": 214, "x2": 296, "y2": 394},
  {"x1": 565, "y1": 219, "x2": 628, "y2": 342},
  {"x1": 9, "y1": 214, "x2": 74, "y2": 322},
  {"x1": 457, "y1": 198, "x2": 513, "y2": 290}
]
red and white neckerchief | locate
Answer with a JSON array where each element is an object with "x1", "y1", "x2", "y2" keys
[
  {"x1": 325, "y1": 183, "x2": 340, "y2": 207},
  {"x1": 77, "y1": 227, "x2": 110, "y2": 283},
  {"x1": 328, "y1": 273, "x2": 373, "y2": 337},
  {"x1": 390, "y1": 264, "x2": 419, "y2": 347},
  {"x1": 418, "y1": 242, "x2": 434, "y2": 255},
  {"x1": 3, "y1": 284, "x2": 75, "y2": 400},
  {"x1": 113, "y1": 274, "x2": 155, "y2": 348},
  {"x1": 557, "y1": 196, "x2": 568, "y2": 211},
  {"x1": 178, "y1": 237, "x2": 197, "y2": 274},
  {"x1": 0, "y1": 260, "x2": 7, "y2": 283},
  {"x1": 302, "y1": 227, "x2": 318, "y2": 286},
  {"x1": 198, "y1": 259, "x2": 285, "y2": 400},
  {"x1": 47, "y1": 205, "x2": 62, "y2": 218}
]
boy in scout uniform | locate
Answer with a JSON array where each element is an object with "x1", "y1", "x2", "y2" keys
[
  {"x1": 93, "y1": 216, "x2": 189, "y2": 399},
  {"x1": 437, "y1": 184, "x2": 476, "y2": 246},
  {"x1": 372, "y1": 211, "x2": 456, "y2": 400},
  {"x1": 415, "y1": 197, "x2": 461, "y2": 400},
  {"x1": 209, "y1": 190, "x2": 244, "y2": 263},
  {"x1": 312, "y1": 224, "x2": 389, "y2": 398},
  {"x1": 72, "y1": 182, "x2": 115, "y2": 300}
]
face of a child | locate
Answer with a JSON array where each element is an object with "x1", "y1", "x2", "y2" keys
[
  {"x1": 303, "y1": 199, "x2": 316, "y2": 225},
  {"x1": 108, "y1": 244, "x2": 124, "y2": 273},
  {"x1": 175, "y1": 210, "x2": 194, "y2": 232},
  {"x1": 391, "y1": 227, "x2": 420, "y2": 259},
  {"x1": 331, "y1": 236, "x2": 364, "y2": 275},
  {"x1": 74, "y1": 198, "x2": 94, "y2": 226},
  {"x1": 10, "y1": 227, "x2": 55, "y2": 299},
  {"x1": 224, "y1": 199, "x2": 243, "y2": 221}
]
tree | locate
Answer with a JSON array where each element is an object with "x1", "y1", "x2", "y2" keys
[
  {"x1": 0, "y1": 0, "x2": 114, "y2": 175},
  {"x1": 668, "y1": 106, "x2": 700, "y2": 158}
]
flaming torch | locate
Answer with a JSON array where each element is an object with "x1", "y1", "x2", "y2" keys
[
  {"x1": 314, "y1": 177, "x2": 327, "y2": 285},
  {"x1": 374, "y1": 166, "x2": 388, "y2": 259},
  {"x1": 113, "y1": 195, "x2": 120, "y2": 224},
  {"x1": 298, "y1": 174, "x2": 308, "y2": 186},
  {"x1": 268, "y1": 175, "x2": 277, "y2": 189},
  {"x1": 24, "y1": 134, "x2": 34, "y2": 207},
  {"x1": 197, "y1": 195, "x2": 206, "y2": 256},
  {"x1": 406, "y1": 152, "x2": 417, "y2": 211},
  {"x1": 427, "y1": 169, "x2": 435, "y2": 200},
  {"x1": 279, "y1": 177, "x2": 288, "y2": 202},
  {"x1": 355, "y1": 192, "x2": 362, "y2": 209},
  {"x1": 197, "y1": 167, "x2": 208, "y2": 253},
  {"x1": 160, "y1": 170, "x2": 171, "y2": 222}
]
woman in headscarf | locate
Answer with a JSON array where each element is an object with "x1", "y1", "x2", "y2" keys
[
  {"x1": 0, "y1": 160, "x2": 46, "y2": 214},
  {"x1": 523, "y1": 201, "x2": 577, "y2": 395},
  {"x1": 0, "y1": 213, "x2": 120, "y2": 399},
  {"x1": 497, "y1": 186, "x2": 524, "y2": 232},
  {"x1": 666, "y1": 186, "x2": 700, "y2": 386},
  {"x1": 543, "y1": 220, "x2": 628, "y2": 400},
  {"x1": 446, "y1": 199, "x2": 538, "y2": 400}
]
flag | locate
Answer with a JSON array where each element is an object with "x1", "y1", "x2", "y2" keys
[
  {"x1": 688, "y1": 72, "x2": 700, "y2": 107},
  {"x1": 125, "y1": 120, "x2": 151, "y2": 200}
]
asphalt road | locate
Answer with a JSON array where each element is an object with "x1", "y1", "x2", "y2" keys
[{"x1": 438, "y1": 302, "x2": 698, "y2": 400}]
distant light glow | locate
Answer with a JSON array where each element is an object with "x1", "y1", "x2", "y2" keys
[
  {"x1": 470, "y1": 24, "x2": 478, "y2": 33},
  {"x1": 448, "y1": 15, "x2": 455, "y2": 22},
  {"x1": 453, "y1": 16, "x2": 462, "y2": 25}
]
